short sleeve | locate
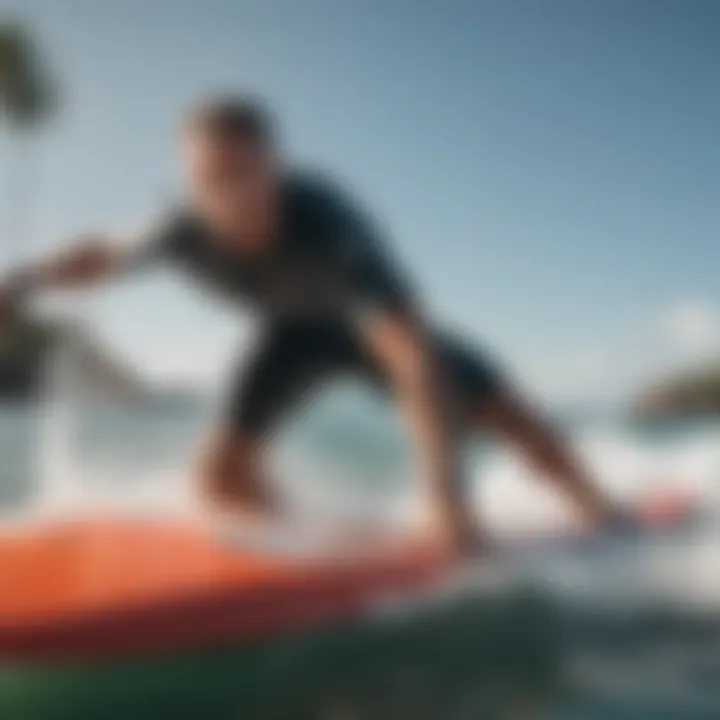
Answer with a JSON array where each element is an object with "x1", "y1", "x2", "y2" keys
[
  {"x1": 116, "y1": 207, "x2": 189, "y2": 274},
  {"x1": 323, "y1": 184, "x2": 415, "y2": 320}
]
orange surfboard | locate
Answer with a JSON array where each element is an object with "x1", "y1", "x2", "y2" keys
[
  {"x1": 0, "y1": 489, "x2": 697, "y2": 663},
  {"x1": 0, "y1": 518, "x2": 444, "y2": 662}
]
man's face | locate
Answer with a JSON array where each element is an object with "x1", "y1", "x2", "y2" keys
[{"x1": 183, "y1": 132, "x2": 278, "y2": 239}]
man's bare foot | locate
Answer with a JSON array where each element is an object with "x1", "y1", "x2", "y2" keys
[
  {"x1": 414, "y1": 516, "x2": 492, "y2": 562},
  {"x1": 202, "y1": 493, "x2": 280, "y2": 531}
]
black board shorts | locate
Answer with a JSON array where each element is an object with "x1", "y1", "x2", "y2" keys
[{"x1": 225, "y1": 319, "x2": 504, "y2": 437}]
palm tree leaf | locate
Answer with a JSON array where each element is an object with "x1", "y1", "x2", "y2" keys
[
  {"x1": 3, "y1": 70, "x2": 56, "y2": 125},
  {"x1": 0, "y1": 22, "x2": 57, "y2": 126}
]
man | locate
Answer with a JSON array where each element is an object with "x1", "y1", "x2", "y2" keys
[{"x1": 0, "y1": 98, "x2": 618, "y2": 556}]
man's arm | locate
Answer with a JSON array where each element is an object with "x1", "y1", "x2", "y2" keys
[
  {"x1": 359, "y1": 307, "x2": 480, "y2": 556},
  {"x1": 0, "y1": 239, "x2": 132, "y2": 321},
  {"x1": 328, "y1": 182, "x2": 479, "y2": 556},
  {"x1": 2, "y1": 239, "x2": 123, "y2": 294},
  {"x1": 0, "y1": 210, "x2": 178, "y2": 310}
]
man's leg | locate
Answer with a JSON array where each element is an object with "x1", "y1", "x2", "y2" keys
[
  {"x1": 474, "y1": 391, "x2": 616, "y2": 529},
  {"x1": 197, "y1": 321, "x2": 350, "y2": 519},
  {"x1": 437, "y1": 333, "x2": 617, "y2": 531},
  {"x1": 198, "y1": 427, "x2": 278, "y2": 518}
]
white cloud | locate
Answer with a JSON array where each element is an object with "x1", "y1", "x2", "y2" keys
[
  {"x1": 521, "y1": 300, "x2": 720, "y2": 404},
  {"x1": 661, "y1": 300, "x2": 720, "y2": 361}
]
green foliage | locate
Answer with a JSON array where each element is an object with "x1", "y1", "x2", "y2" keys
[
  {"x1": 0, "y1": 314, "x2": 57, "y2": 359},
  {"x1": 0, "y1": 21, "x2": 57, "y2": 127},
  {"x1": 639, "y1": 364, "x2": 720, "y2": 417}
]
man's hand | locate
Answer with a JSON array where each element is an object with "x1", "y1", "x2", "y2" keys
[
  {"x1": 426, "y1": 507, "x2": 490, "y2": 560},
  {"x1": 0, "y1": 237, "x2": 121, "y2": 306},
  {"x1": 36, "y1": 235, "x2": 121, "y2": 286}
]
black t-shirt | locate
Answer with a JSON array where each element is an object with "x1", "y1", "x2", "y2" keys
[{"x1": 126, "y1": 172, "x2": 414, "y2": 325}]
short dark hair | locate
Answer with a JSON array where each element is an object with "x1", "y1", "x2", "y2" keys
[{"x1": 185, "y1": 96, "x2": 275, "y2": 146}]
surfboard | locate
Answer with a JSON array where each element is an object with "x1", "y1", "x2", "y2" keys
[
  {"x1": 0, "y1": 517, "x2": 446, "y2": 662},
  {"x1": 0, "y1": 488, "x2": 697, "y2": 662}
]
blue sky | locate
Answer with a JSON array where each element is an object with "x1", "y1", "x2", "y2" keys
[{"x1": 1, "y1": 0, "x2": 718, "y2": 399}]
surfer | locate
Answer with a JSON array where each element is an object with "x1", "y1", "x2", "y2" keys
[{"x1": 0, "y1": 97, "x2": 621, "y2": 556}]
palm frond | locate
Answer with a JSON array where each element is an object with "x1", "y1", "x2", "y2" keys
[{"x1": 0, "y1": 22, "x2": 57, "y2": 127}]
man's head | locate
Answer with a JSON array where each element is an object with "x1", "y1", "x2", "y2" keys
[{"x1": 182, "y1": 97, "x2": 280, "y2": 240}]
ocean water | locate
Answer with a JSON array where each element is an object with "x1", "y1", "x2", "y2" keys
[{"x1": 3, "y1": 386, "x2": 720, "y2": 717}]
